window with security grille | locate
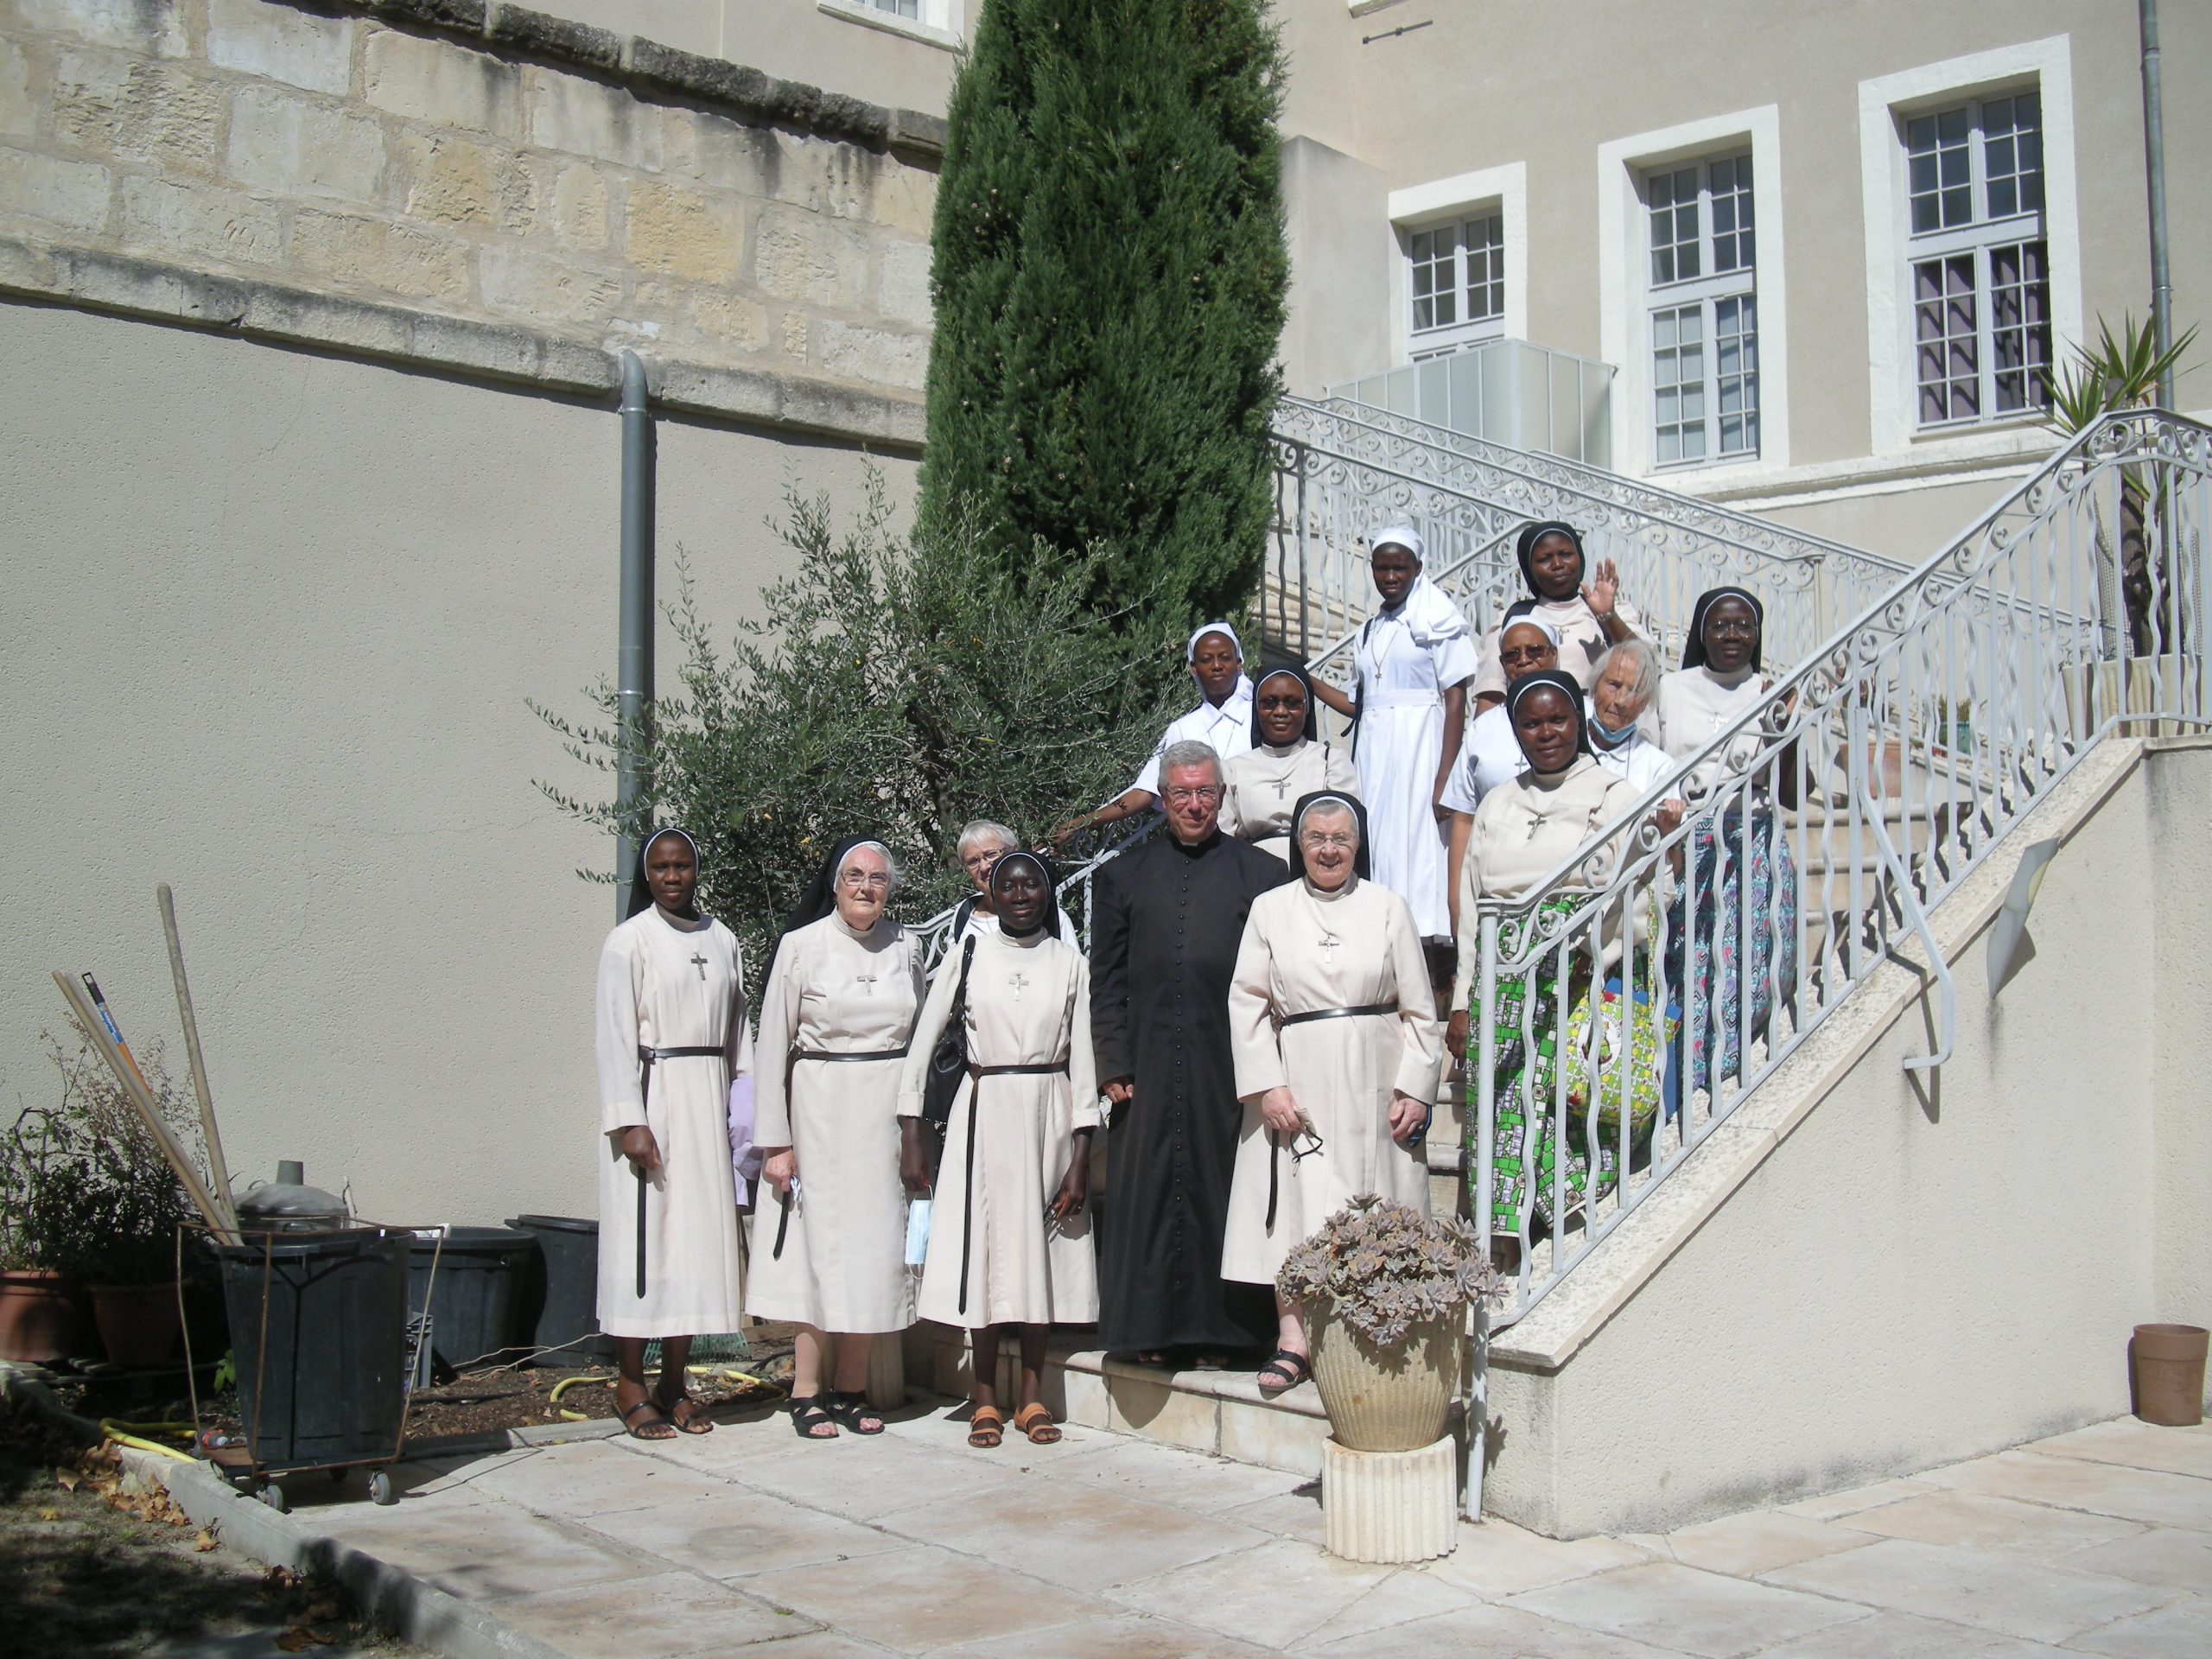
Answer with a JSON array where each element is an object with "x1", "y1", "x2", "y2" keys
[
  {"x1": 1405, "y1": 212, "x2": 1507, "y2": 357},
  {"x1": 1643, "y1": 153, "x2": 1757, "y2": 467},
  {"x1": 1904, "y1": 91, "x2": 2050, "y2": 428}
]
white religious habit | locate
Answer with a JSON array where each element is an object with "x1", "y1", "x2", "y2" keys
[
  {"x1": 746, "y1": 913, "x2": 925, "y2": 1334},
  {"x1": 1655, "y1": 664, "x2": 1772, "y2": 800},
  {"x1": 1472, "y1": 595, "x2": 1650, "y2": 701},
  {"x1": 898, "y1": 928, "x2": 1100, "y2": 1329},
  {"x1": 1450, "y1": 757, "x2": 1647, "y2": 1009},
  {"x1": 1591, "y1": 725, "x2": 1681, "y2": 797},
  {"x1": 1222, "y1": 738, "x2": 1360, "y2": 862},
  {"x1": 1221, "y1": 876, "x2": 1444, "y2": 1284},
  {"x1": 594, "y1": 906, "x2": 752, "y2": 1339},
  {"x1": 1353, "y1": 577, "x2": 1480, "y2": 938},
  {"x1": 1438, "y1": 703, "x2": 1525, "y2": 817},
  {"x1": 1129, "y1": 677, "x2": 1256, "y2": 798}
]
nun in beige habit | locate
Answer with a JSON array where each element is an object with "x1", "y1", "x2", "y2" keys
[
  {"x1": 1222, "y1": 793, "x2": 1444, "y2": 1393},
  {"x1": 899, "y1": 851, "x2": 1098, "y2": 1449},
  {"x1": 752, "y1": 836, "x2": 925, "y2": 1441},
  {"x1": 1221, "y1": 664, "x2": 1360, "y2": 862},
  {"x1": 595, "y1": 827, "x2": 751, "y2": 1440}
]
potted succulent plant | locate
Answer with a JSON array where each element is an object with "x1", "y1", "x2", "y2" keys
[{"x1": 1277, "y1": 1196, "x2": 1506, "y2": 1454}]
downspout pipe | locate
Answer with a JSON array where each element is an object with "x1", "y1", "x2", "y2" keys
[
  {"x1": 616, "y1": 349, "x2": 656, "y2": 919},
  {"x1": 2140, "y1": 0, "x2": 2175, "y2": 409}
]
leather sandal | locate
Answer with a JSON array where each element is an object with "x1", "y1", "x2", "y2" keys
[
  {"x1": 1012, "y1": 1403, "x2": 1061, "y2": 1445},
  {"x1": 658, "y1": 1389, "x2": 715, "y2": 1434},
  {"x1": 967, "y1": 1405, "x2": 1005, "y2": 1448},
  {"x1": 619, "y1": 1398, "x2": 677, "y2": 1440},
  {"x1": 1256, "y1": 1350, "x2": 1312, "y2": 1393},
  {"x1": 788, "y1": 1395, "x2": 840, "y2": 1440},
  {"x1": 827, "y1": 1390, "x2": 886, "y2": 1435}
]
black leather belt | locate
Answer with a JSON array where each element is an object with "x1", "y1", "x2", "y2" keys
[
  {"x1": 965, "y1": 1061, "x2": 1069, "y2": 1079},
  {"x1": 1279, "y1": 1002, "x2": 1395, "y2": 1027},
  {"x1": 793, "y1": 1046, "x2": 909, "y2": 1063},
  {"x1": 631, "y1": 1046, "x2": 726, "y2": 1296},
  {"x1": 639, "y1": 1044, "x2": 725, "y2": 1060}
]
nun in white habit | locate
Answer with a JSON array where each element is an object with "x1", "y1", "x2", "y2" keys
[
  {"x1": 1221, "y1": 664, "x2": 1360, "y2": 861},
  {"x1": 1309, "y1": 528, "x2": 1479, "y2": 942},
  {"x1": 1053, "y1": 623, "x2": 1255, "y2": 844},
  {"x1": 751, "y1": 835, "x2": 925, "y2": 1440},
  {"x1": 899, "y1": 851, "x2": 1098, "y2": 1449},
  {"x1": 1221, "y1": 793, "x2": 1444, "y2": 1393},
  {"x1": 595, "y1": 827, "x2": 751, "y2": 1440}
]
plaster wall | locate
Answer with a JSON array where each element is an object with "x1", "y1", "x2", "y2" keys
[
  {"x1": 0, "y1": 299, "x2": 916, "y2": 1227},
  {"x1": 1484, "y1": 741, "x2": 2209, "y2": 1538}
]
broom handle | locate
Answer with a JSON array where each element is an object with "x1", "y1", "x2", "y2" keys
[
  {"x1": 157, "y1": 885, "x2": 237, "y2": 1229},
  {"x1": 53, "y1": 972, "x2": 236, "y2": 1244}
]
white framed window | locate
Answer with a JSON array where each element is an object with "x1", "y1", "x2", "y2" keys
[
  {"x1": 1406, "y1": 211, "x2": 1507, "y2": 358},
  {"x1": 1903, "y1": 92, "x2": 2050, "y2": 428},
  {"x1": 1859, "y1": 39, "x2": 2080, "y2": 458},
  {"x1": 1597, "y1": 106, "x2": 1789, "y2": 478},
  {"x1": 1643, "y1": 153, "x2": 1758, "y2": 467},
  {"x1": 818, "y1": 0, "x2": 961, "y2": 50}
]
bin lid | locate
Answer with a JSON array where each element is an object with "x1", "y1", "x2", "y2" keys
[
  {"x1": 236, "y1": 1160, "x2": 349, "y2": 1230},
  {"x1": 507, "y1": 1214, "x2": 598, "y2": 1235}
]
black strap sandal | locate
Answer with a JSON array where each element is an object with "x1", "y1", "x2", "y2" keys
[
  {"x1": 788, "y1": 1395, "x2": 840, "y2": 1440},
  {"x1": 826, "y1": 1389, "x2": 887, "y2": 1435},
  {"x1": 658, "y1": 1389, "x2": 715, "y2": 1434},
  {"x1": 1256, "y1": 1350, "x2": 1312, "y2": 1393},
  {"x1": 620, "y1": 1398, "x2": 678, "y2": 1440}
]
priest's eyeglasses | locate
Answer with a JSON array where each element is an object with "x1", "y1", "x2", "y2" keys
[
  {"x1": 836, "y1": 870, "x2": 892, "y2": 892},
  {"x1": 1163, "y1": 785, "x2": 1223, "y2": 804}
]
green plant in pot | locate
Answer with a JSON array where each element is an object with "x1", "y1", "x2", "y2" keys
[
  {"x1": 1277, "y1": 1196, "x2": 1507, "y2": 1454},
  {"x1": 0, "y1": 1105, "x2": 104, "y2": 1362}
]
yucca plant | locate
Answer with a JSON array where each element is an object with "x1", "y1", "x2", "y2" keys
[{"x1": 2043, "y1": 316, "x2": 2197, "y2": 657}]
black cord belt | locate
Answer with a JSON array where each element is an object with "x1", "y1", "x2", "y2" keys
[
  {"x1": 793, "y1": 1046, "x2": 909, "y2": 1063},
  {"x1": 1279, "y1": 1002, "x2": 1396, "y2": 1027},
  {"x1": 639, "y1": 1044, "x2": 725, "y2": 1060},
  {"x1": 630, "y1": 1045, "x2": 727, "y2": 1298}
]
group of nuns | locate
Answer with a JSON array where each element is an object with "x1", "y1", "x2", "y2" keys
[{"x1": 592, "y1": 514, "x2": 1795, "y2": 1444}]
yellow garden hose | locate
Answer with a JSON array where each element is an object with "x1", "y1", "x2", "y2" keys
[{"x1": 102, "y1": 1418, "x2": 194, "y2": 1461}]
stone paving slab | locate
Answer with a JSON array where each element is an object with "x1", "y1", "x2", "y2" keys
[{"x1": 128, "y1": 1404, "x2": 2212, "y2": 1659}]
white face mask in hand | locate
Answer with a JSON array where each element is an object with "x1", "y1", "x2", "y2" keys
[{"x1": 905, "y1": 1198, "x2": 932, "y2": 1268}]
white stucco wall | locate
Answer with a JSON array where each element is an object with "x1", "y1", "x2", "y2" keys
[
  {"x1": 0, "y1": 299, "x2": 916, "y2": 1226},
  {"x1": 1483, "y1": 740, "x2": 2210, "y2": 1538}
]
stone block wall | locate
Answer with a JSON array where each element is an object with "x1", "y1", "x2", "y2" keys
[{"x1": 0, "y1": 0, "x2": 939, "y2": 440}]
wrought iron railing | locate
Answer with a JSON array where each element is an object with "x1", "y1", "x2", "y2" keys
[
  {"x1": 1469, "y1": 410, "x2": 2212, "y2": 1336},
  {"x1": 1268, "y1": 396, "x2": 1913, "y2": 679}
]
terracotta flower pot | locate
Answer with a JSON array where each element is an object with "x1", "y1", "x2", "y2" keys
[
  {"x1": 89, "y1": 1281, "x2": 182, "y2": 1369},
  {"x1": 0, "y1": 1268, "x2": 83, "y2": 1363},
  {"x1": 1306, "y1": 1303, "x2": 1461, "y2": 1453}
]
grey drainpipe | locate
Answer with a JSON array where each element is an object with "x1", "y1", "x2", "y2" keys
[
  {"x1": 616, "y1": 349, "x2": 656, "y2": 919},
  {"x1": 2140, "y1": 0, "x2": 2175, "y2": 409}
]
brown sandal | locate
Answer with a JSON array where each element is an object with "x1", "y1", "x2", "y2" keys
[
  {"x1": 967, "y1": 1405, "x2": 1004, "y2": 1448},
  {"x1": 1012, "y1": 1403, "x2": 1061, "y2": 1445}
]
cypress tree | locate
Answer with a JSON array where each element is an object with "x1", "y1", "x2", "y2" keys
[{"x1": 920, "y1": 0, "x2": 1288, "y2": 645}]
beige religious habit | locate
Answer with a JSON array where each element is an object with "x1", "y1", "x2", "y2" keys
[
  {"x1": 1471, "y1": 594, "x2": 1650, "y2": 700},
  {"x1": 899, "y1": 929, "x2": 1100, "y2": 1328},
  {"x1": 1221, "y1": 876, "x2": 1445, "y2": 1284},
  {"x1": 1450, "y1": 757, "x2": 1647, "y2": 1008},
  {"x1": 747, "y1": 914, "x2": 925, "y2": 1334},
  {"x1": 1656, "y1": 664, "x2": 1773, "y2": 798},
  {"x1": 594, "y1": 908, "x2": 752, "y2": 1339},
  {"x1": 1222, "y1": 738, "x2": 1361, "y2": 861}
]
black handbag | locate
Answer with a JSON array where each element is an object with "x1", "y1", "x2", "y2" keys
[{"x1": 919, "y1": 938, "x2": 976, "y2": 1160}]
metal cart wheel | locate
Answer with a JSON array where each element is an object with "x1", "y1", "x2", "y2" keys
[
  {"x1": 368, "y1": 1470, "x2": 397, "y2": 1506},
  {"x1": 257, "y1": 1481, "x2": 289, "y2": 1514}
]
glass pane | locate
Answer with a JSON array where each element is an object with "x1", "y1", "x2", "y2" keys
[
  {"x1": 1464, "y1": 213, "x2": 1505, "y2": 322},
  {"x1": 1651, "y1": 302, "x2": 1706, "y2": 466},
  {"x1": 1907, "y1": 104, "x2": 1976, "y2": 232},
  {"x1": 1990, "y1": 237, "x2": 2052, "y2": 412},
  {"x1": 1714, "y1": 294, "x2": 1758, "y2": 455},
  {"x1": 1980, "y1": 89, "x2": 2044, "y2": 226},
  {"x1": 1914, "y1": 254, "x2": 1979, "y2": 424},
  {"x1": 1649, "y1": 166, "x2": 1700, "y2": 287},
  {"x1": 1712, "y1": 151, "x2": 1755, "y2": 273},
  {"x1": 1409, "y1": 225, "x2": 1456, "y2": 334}
]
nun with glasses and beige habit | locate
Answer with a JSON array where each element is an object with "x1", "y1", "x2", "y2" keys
[
  {"x1": 595, "y1": 827, "x2": 751, "y2": 1440},
  {"x1": 899, "y1": 850, "x2": 1098, "y2": 1449},
  {"x1": 751, "y1": 836, "x2": 925, "y2": 1442},
  {"x1": 1220, "y1": 793, "x2": 1445, "y2": 1393}
]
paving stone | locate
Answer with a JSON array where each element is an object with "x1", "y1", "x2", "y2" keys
[
  {"x1": 1662, "y1": 1509, "x2": 1879, "y2": 1577},
  {"x1": 2030, "y1": 1418, "x2": 2212, "y2": 1482},
  {"x1": 1050, "y1": 1436, "x2": 1313, "y2": 1514},
  {"x1": 878, "y1": 1477, "x2": 1272, "y2": 1590},
  {"x1": 2063, "y1": 1596, "x2": 2212, "y2": 1657},
  {"x1": 2056, "y1": 1525, "x2": 2212, "y2": 1592},
  {"x1": 1777, "y1": 1477, "x2": 1941, "y2": 1520},
  {"x1": 1916, "y1": 1449, "x2": 2212, "y2": 1530},
  {"x1": 489, "y1": 1569, "x2": 805, "y2": 1656},
  {"x1": 1288, "y1": 1566, "x2": 1478, "y2": 1648},
  {"x1": 750, "y1": 1542, "x2": 1115, "y2": 1654},
  {"x1": 1296, "y1": 1600, "x2": 1688, "y2": 1657},
  {"x1": 736, "y1": 1433, "x2": 1022, "y2": 1521},
  {"x1": 461, "y1": 1438, "x2": 739, "y2": 1516},
  {"x1": 581, "y1": 1486, "x2": 905, "y2": 1579},
  {"x1": 1419, "y1": 1518, "x2": 1655, "y2": 1599},
  {"x1": 1217, "y1": 1488, "x2": 1328, "y2": 1548},
  {"x1": 1105, "y1": 1371, "x2": 1223, "y2": 1456},
  {"x1": 1747, "y1": 1610, "x2": 2083, "y2": 1657},
  {"x1": 1760, "y1": 1537, "x2": 2174, "y2": 1644},
  {"x1": 300, "y1": 1497, "x2": 638, "y2": 1601},
  {"x1": 1842, "y1": 1489, "x2": 2145, "y2": 1561},
  {"x1": 1507, "y1": 1559, "x2": 1866, "y2": 1657},
  {"x1": 1106, "y1": 1536, "x2": 1396, "y2": 1650},
  {"x1": 933, "y1": 1611, "x2": 1279, "y2": 1658}
]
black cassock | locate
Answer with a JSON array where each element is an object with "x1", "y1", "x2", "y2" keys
[{"x1": 1090, "y1": 828, "x2": 1289, "y2": 1352}]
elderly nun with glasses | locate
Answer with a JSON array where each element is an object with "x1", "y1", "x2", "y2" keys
[
  {"x1": 750, "y1": 836, "x2": 925, "y2": 1441},
  {"x1": 1220, "y1": 792, "x2": 1444, "y2": 1393}
]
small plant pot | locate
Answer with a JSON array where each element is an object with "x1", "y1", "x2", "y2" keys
[
  {"x1": 0, "y1": 1268, "x2": 83, "y2": 1363},
  {"x1": 89, "y1": 1281, "x2": 182, "y2": 1369},
  {"x1": 2131, "y1": 1323, "x2": 2209, "y2": 1427},
  {"x1": 1306, "y1": 1304, "x2": 1461, "y2": 1454}
]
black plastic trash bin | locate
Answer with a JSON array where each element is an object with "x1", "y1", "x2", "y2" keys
[
  {"x1": 406, "y1": 1227, "x2": 533, "y2": 1370},
  {"x1": 215, "y1": 1227, "x2": 408, "y2": 1471},
  {"x1": 506, "y1": 1214, "x2": 607, "y2": 1363}
]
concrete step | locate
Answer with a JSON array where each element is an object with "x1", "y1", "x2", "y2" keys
[{"x1": 900, "y1": 1320, "x2": 1334, "y2": 1480}]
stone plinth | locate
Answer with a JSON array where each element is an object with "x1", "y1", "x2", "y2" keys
[{"x1": 1320, "y1": 1434, "x2": 1459, "y2": 1563}]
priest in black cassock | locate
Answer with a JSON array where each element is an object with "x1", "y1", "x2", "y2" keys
[{"x1": 1091, "y1": 738, "x2": 1290, "y2": 1360}]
